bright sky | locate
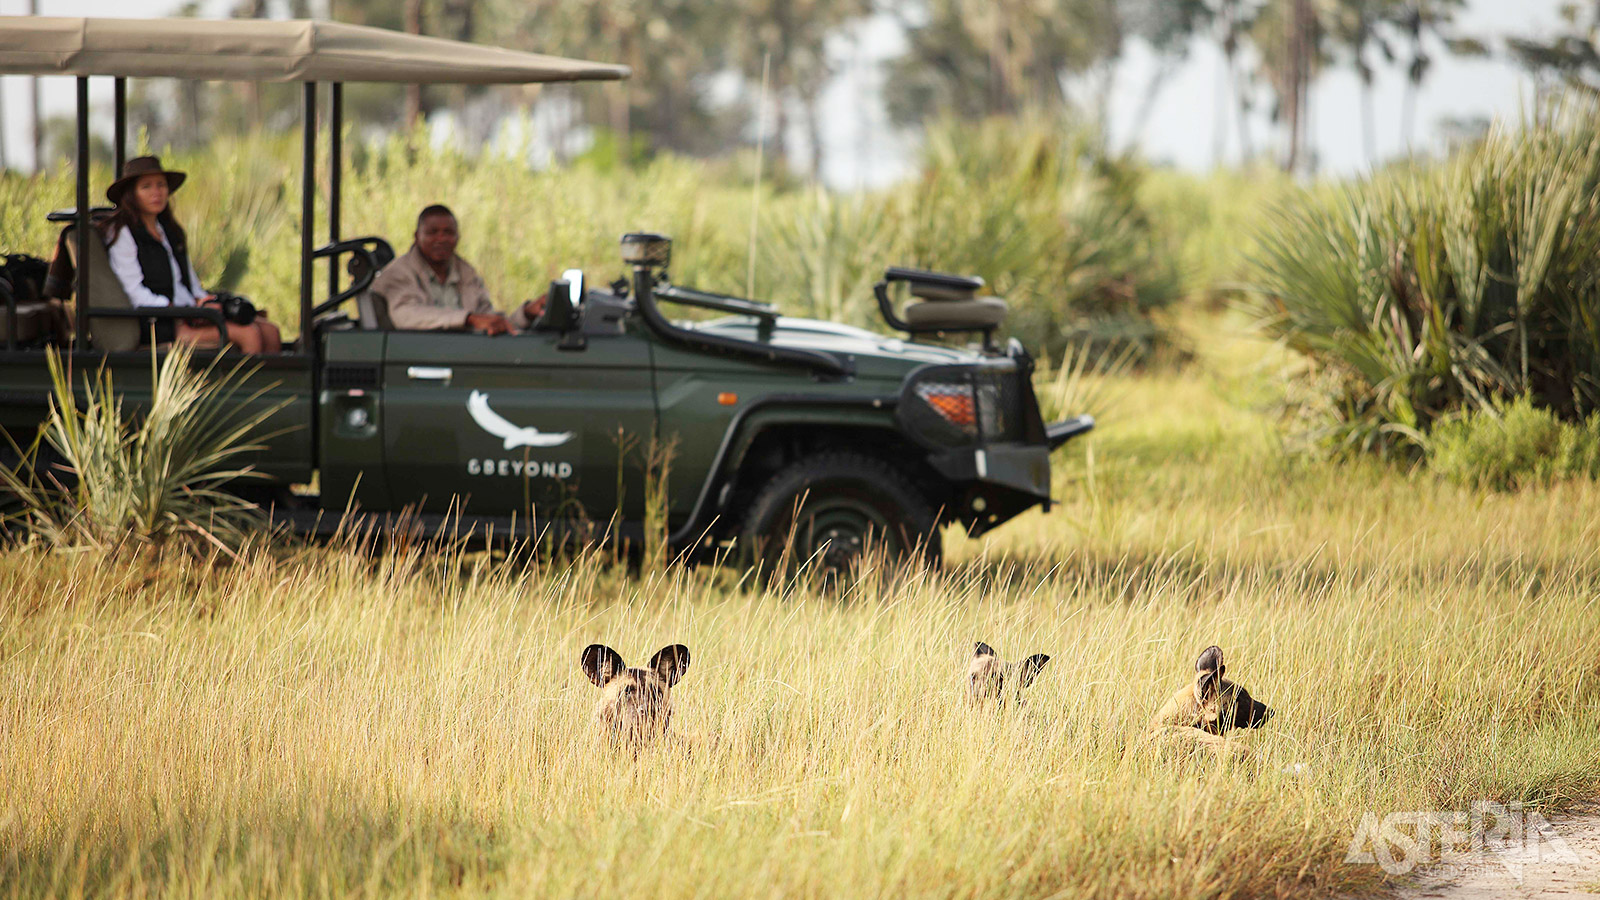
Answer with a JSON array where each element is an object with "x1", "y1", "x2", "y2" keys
[{"x1": 0, "y1": 0, "x2": 1572, "y2": 186}]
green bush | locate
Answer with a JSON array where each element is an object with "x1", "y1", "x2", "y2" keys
[
  {"x1": 1251, "y1": 98, "x2": 1600, "y2": 455},
  {"x1": 1138, "y1": 166, "x2": 1295, "y2": 305},
  {"x1": 1428, "y1": 394, "x2": 1600, "y2": 490}
]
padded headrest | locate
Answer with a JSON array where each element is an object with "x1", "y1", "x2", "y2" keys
[
  {"x1": 909, "y1": 282, "x2": 977, "y2": 303},
  {"x1": 903, "y1": 296, "x2": 1008, "y2": 331}
]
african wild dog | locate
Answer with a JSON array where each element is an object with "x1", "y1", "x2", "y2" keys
[
  {"x1": 581, "y1": 643, "x2": 691, "y2": 741},
  {"x1": 1145, "y1": 645, "x2": 1272, "y2": 758},
  {"x1": 967, "y1": 642, "x2": 1050, "y2": 705}
]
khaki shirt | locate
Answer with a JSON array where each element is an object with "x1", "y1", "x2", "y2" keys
[{"x1": 371, "y1": 244, "x2": 531, "y2": 331}]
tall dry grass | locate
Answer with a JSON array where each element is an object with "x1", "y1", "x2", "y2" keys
[{"x1": 2, "y1": 312, "x2": 1598, "y2": 899}]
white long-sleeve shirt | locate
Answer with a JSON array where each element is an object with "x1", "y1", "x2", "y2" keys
[{"x1": 105, "y1": 223, "x2": 203, "y2": 309}]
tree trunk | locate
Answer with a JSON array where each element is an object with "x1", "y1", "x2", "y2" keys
[
  {"x1": 801, "y1": 85, "x2": 824, "y2": 182},
  {"x1": 1215, "y1": 43, "x2": 1231, "y2": 166},
  {"x1": 611, "y1": 83, "x2": 631, "y2": 161},
  {"x1": 612, "y1": 28, "x2": 633, "y2": 166},
  {"x1": 1361, "y1": 78, "x2": 1375, "y2": 165},
  {"x1": 29, "y1": 0, "x2": 40, "y2": 170},
  {"x1": 773, "y1": 81, "x2": 790, "y2": 172},
  {"x1": 1282, "y1": 0, "x2": 1312, "y2": 174},
  {"x1": 1233, "y1": 59, "x2": 1253, "y2": 163},
  {"x1": 404, "y1": 0, "x2": 424, "y2": 128},
  {"x1": 1401, "y1": 78, "x2": 1417, "y2": 152}
]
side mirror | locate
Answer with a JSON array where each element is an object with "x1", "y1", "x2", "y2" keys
[{"x1": 562, "y1": 269, "x2": 584, "y2": 308}]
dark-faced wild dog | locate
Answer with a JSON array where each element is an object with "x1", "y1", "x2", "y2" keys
[
  {"x1": 581, "y1": 644, "x2": 691, "y2": 741},
  {"x1": 968, "y1": 642, "x2": 1050, "y2": 705},
  {"x1": 1144, "y1": 645, "x2": 1272, "y2": 759}
]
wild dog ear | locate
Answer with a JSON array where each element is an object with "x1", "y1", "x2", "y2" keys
[
  {"x1": 1017, "y1": 654, "x2": 1050, "y2": 688},
  {"x1": 1195, "y1": 645, "x2": 1225, "y2": 677},
  {"x1": 581, "y1": 644, "x2": 626, "y2": 687},
  {"x1": 974, "y1": 642, "x2": 997, "y2": 658},
  {"x1": 650, "y1": 644, "x2": 691, "y2": 687}
]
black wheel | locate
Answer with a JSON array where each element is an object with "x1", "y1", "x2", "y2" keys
[{"x1": 738, "y1": 452, "x2": 941, "y2": 576}]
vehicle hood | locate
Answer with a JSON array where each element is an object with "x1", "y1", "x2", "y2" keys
[{"x1": 688, "y1": 315, "x2": 980, "y2": 368}]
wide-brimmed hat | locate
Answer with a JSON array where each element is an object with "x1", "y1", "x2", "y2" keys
[{"x1": 106, "y1": 156, "x2": 186, "y2": 205}]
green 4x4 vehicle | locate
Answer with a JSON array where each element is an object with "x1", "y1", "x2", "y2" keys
[{"x1": 0, "y1": 17, "x2": 1092, "y2": 569}]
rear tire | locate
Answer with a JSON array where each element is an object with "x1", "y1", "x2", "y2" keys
[{"x1": 738, "y1": 451, "x2": 941, "y2": 577}]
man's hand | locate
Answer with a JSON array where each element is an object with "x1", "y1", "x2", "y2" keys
[
  {"x1": 466, "y1": 312, "x2": 514, "y2": 336},
  {"x1": 522, "y1": 293, "x2": 549, "y2": 321}
]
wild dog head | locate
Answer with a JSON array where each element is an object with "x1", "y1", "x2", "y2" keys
[
  {"x1": 967, "y1": 642, "x2": 1050, "y2": 705},
  {"x1": 581, "y1": 643, "x2": 691, "y2": 740},
  {"x1": 1189, "y1": 645, "x2": 1272, "y2": 734}
]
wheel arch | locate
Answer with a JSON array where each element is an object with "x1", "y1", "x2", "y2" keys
[{"x1": 667, "y1": 397, "x2": 954, "y2": 548}]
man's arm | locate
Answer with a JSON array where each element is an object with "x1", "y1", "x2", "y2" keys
[
  {"x1": 456, "y1": 260, "x2": 537, "y2": 329},
  {"x1": 376, "y1": 268, "x2": 471, "y2": 331}
]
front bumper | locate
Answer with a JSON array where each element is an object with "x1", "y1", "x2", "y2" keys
[
  {"x1": 1047, "y1": 414, "x2": 1096, "y2": 449},
  {"x1": 893, "y1": 350, "x2": 1096, "y2": 535}
]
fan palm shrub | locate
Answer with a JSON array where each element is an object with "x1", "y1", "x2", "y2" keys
[
  {"x1": 0, "y1": 346, "x2": 285, "y2": 553},
  {"x1": 1253, "y1": 99, "x2": 1600, "y2": 455}
]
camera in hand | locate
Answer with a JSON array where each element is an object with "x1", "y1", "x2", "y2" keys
[{"x1": 213, "y1": 291, "x2": 258, "y2": 325}]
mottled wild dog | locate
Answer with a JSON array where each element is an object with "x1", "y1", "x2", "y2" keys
[
  {"x1": 581, "y1": 643, "x2": 691, "y2": 741},
  {"x1": 1145, "y1": 645, "x2": 1272, "y2": 759},
  {"x1": 967, "y1": 642, "x2": 1050, "y2": 704}
]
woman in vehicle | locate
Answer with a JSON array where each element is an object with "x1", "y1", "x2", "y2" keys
[{"x1": 100, "y1": 156, "x2": 281, "y2": 353}]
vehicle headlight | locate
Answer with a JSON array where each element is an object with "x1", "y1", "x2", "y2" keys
[
  {"x1": 898, "y1": 364, "x2": 1022, "y2": 449},
  {"x1": 913, "y1": 381, "x2": 978, "y2": 434}
]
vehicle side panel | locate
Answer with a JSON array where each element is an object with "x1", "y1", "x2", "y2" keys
[
  {"x1": 380, "y1": 329, "x2": 656, "y2": 520},
  {"x1": 0, "y1": 350, "x2": 313, "y2": 484}
]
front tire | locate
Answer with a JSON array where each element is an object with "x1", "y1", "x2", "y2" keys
[{"x1": 738, "y1": 451, "x2": 941, "y2": 576}]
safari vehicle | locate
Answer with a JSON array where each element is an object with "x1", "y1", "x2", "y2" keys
[{"x1": 0, "y1": 17, "x2": 1093, "y2": 568}]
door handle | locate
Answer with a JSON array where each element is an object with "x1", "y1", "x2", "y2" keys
[{"x1": 406, "y1": 366, "x2": 453, "y2": 382}]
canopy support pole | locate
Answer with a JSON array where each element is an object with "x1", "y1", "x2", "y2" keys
[
  {"x1": 74, "y1": 77, "x2": 90, "y2": 349},
  {"x1": 113, "y1": 77, "x2": 127, "y2": 174},
  {"x1": 328, "y1": 82, "x2": 342, "y2": 300},
  {"x1": 301, "y1": 82, "x2": 315, "y2": 342},
  {"x1": 302, "y1": 81, "x2": 319, "y2": 461}
]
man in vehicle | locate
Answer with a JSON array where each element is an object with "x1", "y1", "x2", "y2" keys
[{"x1": 372, "y1": 204, "x2": 544, "y2": 334}]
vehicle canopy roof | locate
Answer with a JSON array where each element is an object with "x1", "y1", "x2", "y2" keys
[{"x1": 0, "y1": 16, "x2": 630, "y2": 84}]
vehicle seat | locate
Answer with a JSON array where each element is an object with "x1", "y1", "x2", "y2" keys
[
  {"x1": 348, "y1": 244, "x2": 395, "y2": 330},
  {"x1": 0, "y1": 301, "x2": 47, "y2": 344},
  {"x1": 59, "y1": 224, "x2": 142, "y2": 352},
  {"x1": 1, "y1": 255, "x2": 53, "y2": 346},
  {"x1": 355, "y1": 289, "x2": 394, "y2": 331},
  {"x1": 903, "y1": 295, "x2": 1009, "y2": 331}
]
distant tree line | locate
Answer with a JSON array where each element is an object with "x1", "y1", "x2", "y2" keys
[{"x1": 18, "y1": 0, "x2": 1595, "y2": 177}]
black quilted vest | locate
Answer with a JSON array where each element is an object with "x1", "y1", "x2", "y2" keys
[{"x1": 126, "y1": 220, "x2": 194, "y2": 302}]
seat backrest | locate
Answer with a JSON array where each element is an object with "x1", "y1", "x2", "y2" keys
[
  {"x1": 61, "y1": 225, "x2": 141, "y2": 352},
  {"x1": 0, "y1": 285, "x2": 45, "y2": 345},
  {"x1": 355, "y1": 288, "x2": 394, "y2": 331},
  {"x1": 346, "y1": 245, "x2": 396, "y2": 331}
]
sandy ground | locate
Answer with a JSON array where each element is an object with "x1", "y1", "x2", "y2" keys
[{"x1": 1395, "y1": 803, "x2": 1600, "y2": 900}]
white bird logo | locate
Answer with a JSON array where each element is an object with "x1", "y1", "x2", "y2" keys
[{"x1": 467, "y1": 391, "x2": 574, "y2": 450}]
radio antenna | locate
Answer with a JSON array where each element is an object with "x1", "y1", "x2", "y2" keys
[{"x1": 746, "y1": 51, "x2": 770, "y2": 299}]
